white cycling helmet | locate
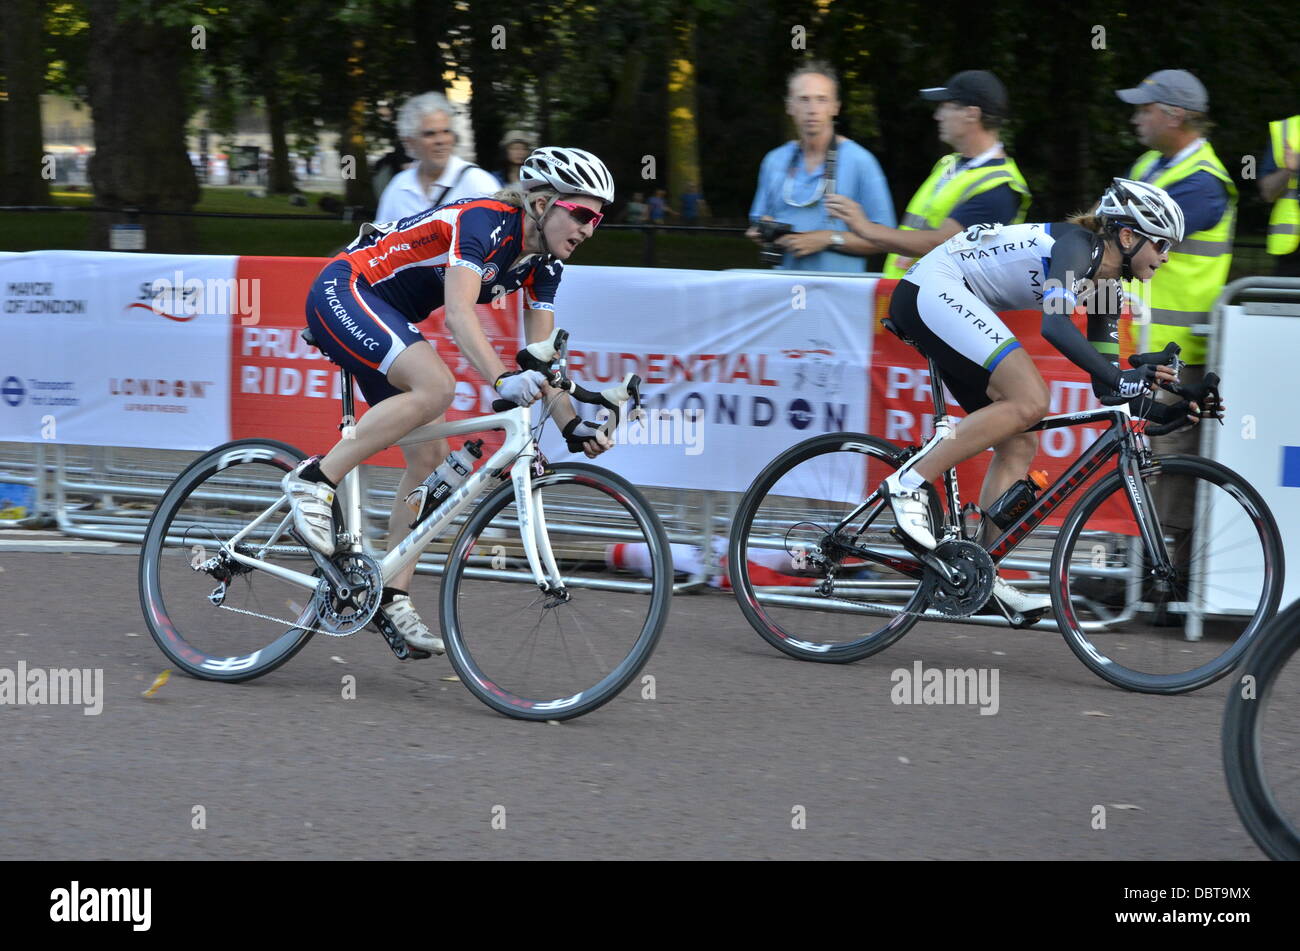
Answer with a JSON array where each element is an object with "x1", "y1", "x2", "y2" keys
[
  {"x1": 1098, "y1": 178, "x2": 1185, "y2": 244},
  {"x1": 521, "y1": 147, "x2": 615, "y2": 205}
]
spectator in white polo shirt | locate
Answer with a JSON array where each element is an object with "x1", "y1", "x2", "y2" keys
[{"x1": 375, "y1": 92, "x2": 501, "y2": 223}]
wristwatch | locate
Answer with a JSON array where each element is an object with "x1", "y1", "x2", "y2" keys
[{"x1": 829, "y1": 232, "x2": 845, "y2": 249}]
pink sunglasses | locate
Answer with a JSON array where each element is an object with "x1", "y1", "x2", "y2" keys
[{"x1": 554, "y1": 199, "x2": 604, "y2": 229}]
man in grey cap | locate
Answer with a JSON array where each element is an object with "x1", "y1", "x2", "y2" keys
[
  {"x1": 825, "y1": 69, "x2": 1032, "y2": 278},
  {"x1": 1116, "y1": 69, "x2": 1237, "y2": 605},
  {"x1": 1115, "y1": 68, "x2": 1236, "y2": 368}
]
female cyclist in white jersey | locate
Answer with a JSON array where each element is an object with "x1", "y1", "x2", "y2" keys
[{"x1": 826, "y1": 178, "x2": 1204, "y2": 613}]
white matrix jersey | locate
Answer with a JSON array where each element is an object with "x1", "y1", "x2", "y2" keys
[{"x1": 934, "y1": 221, "x2": 1056, "y2": 312}]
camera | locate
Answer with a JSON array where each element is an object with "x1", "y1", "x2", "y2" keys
[{"x1": 756, "y1": 219, "x2": 795, "y2": 267}]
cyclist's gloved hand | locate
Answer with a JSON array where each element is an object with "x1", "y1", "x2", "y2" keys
[
  {"x1": 562, "y1": 417, "x2": 612, "y2": 457},
  {"x1": 493, "y1": 369, "x2": 547, "y2": 407},
  {"x1": 1115, "y1": 365, "x2": 1158, "y2": 399}
]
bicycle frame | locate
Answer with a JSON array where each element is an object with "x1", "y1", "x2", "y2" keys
[
  {"x1": 214, "y1": 404, "x2": 561, "y2": 599},
  {"x1": 844, "y1": 352, "x2": 1171, "y2": 583}
]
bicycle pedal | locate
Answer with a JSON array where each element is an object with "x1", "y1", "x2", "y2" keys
[{"x1": 372, "y1": 611, "x2": 419, "y2": 660}]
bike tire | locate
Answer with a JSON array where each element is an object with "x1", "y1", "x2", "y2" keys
[
  {"x1": 138, "y1": 438, "x2": 322, "y2": 683},
  {"x1": 1051, "y1": 454, "x2": 1285, "y2": 694},
  {"x1": 1222, "y1": 597, "x2": 1300, "y2": 860},
  {"x1": 439, "y1": 462, "x2": 672, "y2": 721},
  {"x1": 728, "y1": 432, "x2": 942, "y2": 663}
]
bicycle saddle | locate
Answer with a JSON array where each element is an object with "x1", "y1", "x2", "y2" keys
[{"x1": 300, "y1": 327, "x2": 339, "y2": 366}]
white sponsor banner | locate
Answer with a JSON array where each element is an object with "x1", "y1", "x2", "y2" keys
[
  {"x1": 0, "y1": 251, "x2": 235, "y2": 449},
  {"x1": 1206, "y1": 307, "x2": 1300, "y2": 610},
  {"x1": 538, "y1": 266, "x2": 876, "y2": 492}
]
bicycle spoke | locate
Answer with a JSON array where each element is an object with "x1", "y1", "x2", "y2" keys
[{"x1": 1055, "y1": 457, "x2": 1283, "y2": 693}]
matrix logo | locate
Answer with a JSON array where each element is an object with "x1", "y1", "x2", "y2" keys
[{"x1": 1, "y1": 376, "x2": 23, "y2": 406}]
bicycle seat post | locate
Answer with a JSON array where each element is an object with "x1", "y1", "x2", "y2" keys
[{"x1": 927, "y1": 353, "x2": 948, "y2": 421}]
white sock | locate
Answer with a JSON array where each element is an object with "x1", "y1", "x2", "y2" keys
[{"x1": 897, "y1": 468, "x2": 925, "y2": 491}]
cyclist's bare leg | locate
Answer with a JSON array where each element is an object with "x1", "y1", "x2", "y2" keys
[
  {"x1": 977, "y1": 432, "x2": 1040, "y2": 543},
  {"x1": 317, "y1": 342, "x2": 455, "y2": 484},
  {"x1": 910, "y1": 348, "x2": 1049, "y2": 484},
  {"x1": 387, "y1": 433, "x2": 449, "y2": 592}
]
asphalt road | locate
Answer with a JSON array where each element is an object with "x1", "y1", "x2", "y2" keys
[{"x1": 0, "y1": 543, "x2": 1266, "y2": 860}]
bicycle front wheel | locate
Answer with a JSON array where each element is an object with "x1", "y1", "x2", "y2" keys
[
  {"x1": 138, "y1": 439, "x2": 322, "y2": 682},
  {"x1": 1051, "y1": 454, "x2": 1284, "y2": 694},
  {"x1": 729, "y1": 432, "x2": 941, "y2": 663},
  {"x1": 440, "y1": 462, "x2": 672, "y2": 721},
  {"x1": 1223, "y1": 597, "x2": 1300, "y2": 860}
]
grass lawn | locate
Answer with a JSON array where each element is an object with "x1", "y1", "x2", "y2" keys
[{"x1": 0, "y1": 187, "x2": 1274, "y2": 278}]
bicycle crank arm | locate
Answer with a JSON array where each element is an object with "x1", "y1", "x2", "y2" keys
[
  {"x1": 296, "y1": 533, "x2": 354, "y2": 601},
  {"x1": 889, "y1": 528, "x2": 961, "y2": 584}
]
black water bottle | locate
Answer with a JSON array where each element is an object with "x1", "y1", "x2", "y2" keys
[{"x1": 985, "y1": 470, "x2": 1048, "y2": 529}]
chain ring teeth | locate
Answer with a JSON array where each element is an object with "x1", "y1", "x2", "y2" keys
[
  {"x1": 310, "y1": 551, "x2": 383, "y2": 636},
  {"x1": 925, "y1": 539, "x2": 996, "y2": 618}
]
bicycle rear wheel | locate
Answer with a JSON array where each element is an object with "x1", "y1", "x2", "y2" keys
[
  {"x1": 1051, "y1": 454, "x2": 1284, "y2": 693},
  {"x1": 138, "y1": 439, "x2": 324, "y2": 682},
  {"x1": 728, "y1": 432, "x2": 942, "y2": 663},
  {"x1": 440, "y1": 462, "x2": 671, "y2": 721},
  {"x1": 1223, "y1": 597, "x2": 1300, "y2": 860}
]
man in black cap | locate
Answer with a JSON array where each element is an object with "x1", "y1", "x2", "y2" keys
[{"x1": 825, "y1": 69, "x2": 1032, "y2": 278}]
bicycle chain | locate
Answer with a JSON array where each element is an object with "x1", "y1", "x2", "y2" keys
[{"x1": 214, "y1": 597, "x2": 352, "y2": 637}]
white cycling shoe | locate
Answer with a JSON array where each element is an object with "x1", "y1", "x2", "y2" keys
[
  {"x1": 882, "y1": 471, "x2": 937, "y2": 550},
  {"x1": 282, "y1": 458, "x2": 337, "y2": 555},
  {"x1": 990, "y1": 576, "x2": 1052, "y2": 614},
  {"x1": 383, "y1": 595, "x2": 445, "y2": 655}
]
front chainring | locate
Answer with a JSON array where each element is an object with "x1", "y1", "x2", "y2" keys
[
  {"x1": 310, "y1": 551, "x2": 383, "y2": 636},
  {"x1": 924, "y1": 539, "x2": 996, "y2": 618}
]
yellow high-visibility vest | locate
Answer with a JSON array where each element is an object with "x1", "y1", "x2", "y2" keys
[
  {"x1": 1127, "y1": 141, "x2": 1237, "y2": 366},
  {"x1": 883, "y1": 155, "x2": 1031, "y2": 278},
  {"x1": 1267, "y1": 116, "x2": 1299, "y2": 255}
]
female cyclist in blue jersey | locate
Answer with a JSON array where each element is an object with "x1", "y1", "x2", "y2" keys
[
  {"x1": 283, "y1": 146, "x2": 616, "y2": 653},
  {"x1": 826, "y1": 178, "x2": 1208, "y2": 614}
]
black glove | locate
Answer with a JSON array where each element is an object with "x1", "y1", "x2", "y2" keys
[
  {"x1": 1114, "y1": 365, "x2": 1158, "y2": 399},
  {"x1": 562, "y1": 417, "x2": 607, "y2": 453}
]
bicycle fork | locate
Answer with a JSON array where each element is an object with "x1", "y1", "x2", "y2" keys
[{"x1": 509, "y1": 454, "x2": 568, "y2": 602}]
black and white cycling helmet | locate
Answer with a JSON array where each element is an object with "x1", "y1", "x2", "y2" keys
[
  {"x1": 521, "y1": 147, "x2": 615, "y2": 205},
  {"x1": 1098, "y1": 178, "x2": 1185, "y2": 245}
]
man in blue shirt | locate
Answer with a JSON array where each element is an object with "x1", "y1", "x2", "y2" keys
[{"x1": 746, "y1": 61, "x2": 895, "y2": 272}]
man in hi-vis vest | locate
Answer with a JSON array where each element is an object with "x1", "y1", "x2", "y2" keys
[
  {"x1": 1260, "y1": 114, "x2": 1300, "y2": 276},
  {"x1": 1117, "y1": 69, "x2": 1236, "y2": 370},
  {"x1": 1117, "y1": 69, "x2": 1236, "y2": 593},
  {"x1": 838, "y1": 70, "x2": 1031, "y2": 278}
]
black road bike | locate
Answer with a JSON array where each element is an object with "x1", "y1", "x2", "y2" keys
[{"x1": 729, "y1": 330, "x2": 1284, "y2": 694}]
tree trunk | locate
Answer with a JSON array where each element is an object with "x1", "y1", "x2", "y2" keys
[
  {"x1": 0, "y1": 0, "x2": 51, "y2": 205},
  {"x1": 666, "y1": 12, "x2": 702, "y2": 207},
  {"x1": 340, "y1": 38, "x2": 375, "y2": 211},
  {"x1": 410, "y1": 0, "x2": 452, "y2": 98},
  {"x1": 466, "y1": 10, "x2": 505, "y2": 170},
  {"x1": 263, "y1": 78, "x2": 296, "y2": 194},
  {"x1": 86, "y1": 0, "x2": 198, "y2": 250}
]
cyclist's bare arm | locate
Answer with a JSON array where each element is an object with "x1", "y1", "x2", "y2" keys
[
  {"x1": 522, "y1": 307, "x2": 578, "y2": 430},
  {"x1": 444, "y1": 265, "x2": 511, "y2": 386}
]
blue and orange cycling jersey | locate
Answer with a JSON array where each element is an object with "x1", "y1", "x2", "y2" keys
[{"x1": 339, "y1": 197, "x2": 563, "y2": 322}]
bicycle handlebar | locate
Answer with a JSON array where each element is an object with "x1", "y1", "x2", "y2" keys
[
  {"x1": 1122, "y1": 341, "x2": 1224, "y2": 436},
  {"x1": 491, "y1": 328, "x2": 644, "y2": 428}
]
